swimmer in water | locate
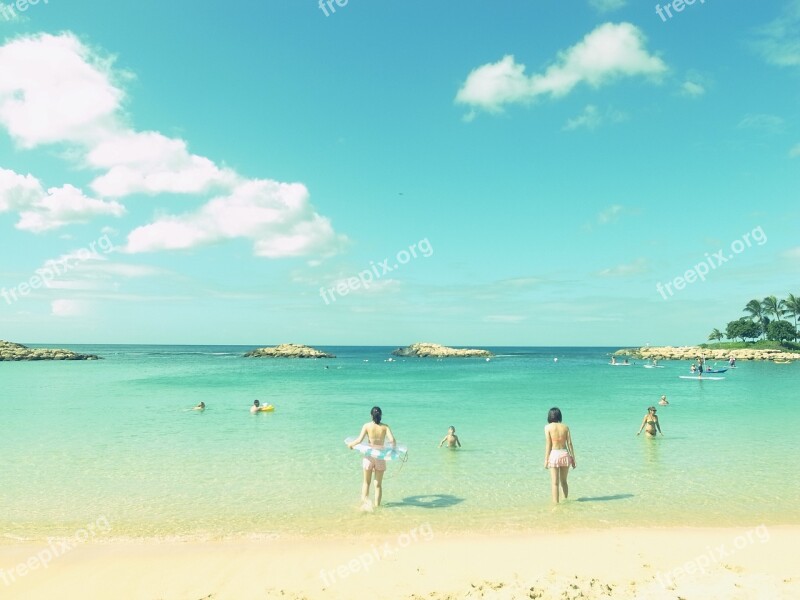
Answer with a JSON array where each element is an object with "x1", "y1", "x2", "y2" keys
[
  {"x1": 439, "y1": 426, "x2": 461, "y2": 448},
  {"x1": 250, "y1": 399, "x2": 261, "y2": 413},
  {"x1": 637, "y1": 406, "x2": 663, "y2": 437},
  {"x1": 193, "y1": 402, "x2": 205, "y2": 411},
  {"x1": 347, "y1": 406, "x2": 396, "y2": 510},
  {"x1": 544, "y1": 407, "x2": 576, "y2": 504},
  {"x1": 658, "y1": 395, "x2": 669, "y2": 406}
]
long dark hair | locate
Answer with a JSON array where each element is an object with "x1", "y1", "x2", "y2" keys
[
  {"x1": 547, "y1": 407, "x2": 562, "y2": 423},
  {"x1": 371, "y1": 406, "x2": 382, "y2": 424}
]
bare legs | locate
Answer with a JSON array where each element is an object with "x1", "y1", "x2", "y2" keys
[
  {"x1": 360, "y1": 468, "x2": 385, "y2": 508},
  {"x1": 361, "y1": 469, "x2": 372, "y2": 505},
  {"x1": 374, "y1": 470, "x2": 384, "y2": 507},
  {"x1": 550, "y1": 466, "x2": 570, "y2": 503}
]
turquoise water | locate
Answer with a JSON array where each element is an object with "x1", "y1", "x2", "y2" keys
[{"x1": 1, "y1": 345, "x2": 799, "y2": 540}]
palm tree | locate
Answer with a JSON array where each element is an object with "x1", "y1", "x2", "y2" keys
[
  {"x1": 762, "y1": 295, "x2": 784, "y2": 324},
  {"x1": 784, "y1": 293, "x2": 800, "y2": 340},
  {"x1": 744, "y1": 299, "x2": 767, "y2": 339},
  {"x1": 708, "y1": 328, "x2": 724, "y2": 342}
]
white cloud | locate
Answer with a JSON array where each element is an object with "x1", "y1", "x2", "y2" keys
[
  {"x1": 0, "y1": 168, "x2": 125, "y2": 232},
  {"x1": 753, "y1": 0, "x2": 800, "y2": 67},
  {"x1": 790, "y1": 144, "x2": 800, "y2": 157},
  {"x1": 681, "y1": 81, "x2": 706, "y2": 97},
  {"x1": 589, "y1": 0, "x2": 627, "y2": 12},
  {"x1": 565, "y1": 105, "x2": 602, "y2": 131},
  {"x1": 17, "y1": 184, "x2": 125, "y2": 232},
  {"x1": 125, "y1": 179, "x2": 347, "y2": 257},
  {"x1": 0, "y1": 33, "x2": 123, "y2": 148},
  {"x1": 88, "y1": 131, "x2": 238, "y2": 197},
  {"x1": 0, "y1": 168, "x2": 40, "y2": 212},
  {"x1": 783, "y1": 246, "x2": 800, "y2": 259},
  {"x1": 0, "y1": 33, "x2": 347, "y2": 259},
  {"x1": 456, "y1": 23, "x2": 667, "y2": 114},
  {"x1": 597, "y1": 257, "x2": 648, "y2": 277},
  {"x1": 597, "y1": 204, "x2": 624, "y2": 225},
  {"x1": 51, "y1": 299, "x2": 88, "y2": 317},
  {"x1": 563, "y1": 104, "x2": 626, "y2": 131},
  {"x1": 737, "y1": 113, "x2": 785, "y2": 134}
]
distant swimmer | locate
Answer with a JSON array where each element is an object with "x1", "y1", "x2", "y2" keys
[
  {"x1": 611, "y1": 356, "x2": 617, "y2": 365},
  {"x1": 193, "y1": 402, "x2": 205, "y2": 411},
  {"x1": 439, "y1": 426, "x2": 461, "y2": 448},
  {"x1": 347, "y1": 406, "x2": 396, "y2": 510},
  {"x1": 544, "y1": 407, "x2": 576, "y2": 504},
  {"x1": 637, "y1": 406, "x2": 663, "y2": 437},
  {"x1": 250, "y1": 399, "x2": 274, "y2": 413},
  {"x1": 659, "y1": 395, "x2": 669, "y2": 406}
]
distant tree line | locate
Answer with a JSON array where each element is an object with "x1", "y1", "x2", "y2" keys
[{"x1": 708, "y1": 294, "x2": 799, "y2": 343}]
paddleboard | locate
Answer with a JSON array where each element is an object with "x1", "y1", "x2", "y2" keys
[
  {"x1": 678, "y1": 375, "x2": 725, "y2": 380},
  {"x1": 610, "y1": 363, "x2": 632, "y2": 366},
  {"x1": 643, "y1": 365, "x2": 664, "y2": 369},
  {"x1": 345, "y1": 437, "x2": 407, "y2": 460}
]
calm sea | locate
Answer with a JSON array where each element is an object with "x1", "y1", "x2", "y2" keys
[{"x1": 1, "y1": 345, "x2": 798, "y2": 540}]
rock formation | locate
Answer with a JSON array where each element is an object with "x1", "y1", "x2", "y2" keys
[
  {"x1": 244, "y1": 343, "x2": 335, "y2": 358},
  {"x1": 392, "y1": 342, "x2": 493, "y2": 358},
  {"x1": 614, "y1": 345, "x2": 800, "y2": 361},
  {"x1": 0, "y1": 340, "x2": 101, "y2": 361}
]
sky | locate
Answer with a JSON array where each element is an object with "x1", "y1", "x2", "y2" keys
[{"x1": 0, "y1": 0, "x2": 799, "y2": 346}]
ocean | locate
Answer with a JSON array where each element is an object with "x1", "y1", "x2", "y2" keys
[{"x1": 1, "y1": 345, "x2": 798, "y2": 541}]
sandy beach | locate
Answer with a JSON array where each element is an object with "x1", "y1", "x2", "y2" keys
[{"x1": 2, "y1": 526, "x2": 797, "y2": 599}]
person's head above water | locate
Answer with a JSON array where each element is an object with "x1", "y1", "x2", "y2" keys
[
  {"x1": 371, "y1": 406, "x2": 382, "y2": 424},
  {"x1": 547, "y1": 407, "x2": 563, "y2": 423},
  {"x1": 448, "y1": 426, "x2": 455, "y2": 433},
  {"x1": 199, "y1": 402, "x2": 205, "y2": 408},
  {"x1": 253, "y1": 399, "x2": 260, "y2": 407}
]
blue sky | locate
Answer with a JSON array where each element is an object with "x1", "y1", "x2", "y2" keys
[{"x1": 1, "y1": 0, "x2": 798, "y2": 345}]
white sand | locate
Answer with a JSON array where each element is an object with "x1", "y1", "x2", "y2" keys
[{"x1": 1, "y1": 526, "x2": 798, "y2": 599}]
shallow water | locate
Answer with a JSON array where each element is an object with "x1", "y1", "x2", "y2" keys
[{"x1": 1, "y1": 346, "x2": 798, "y2": 540}]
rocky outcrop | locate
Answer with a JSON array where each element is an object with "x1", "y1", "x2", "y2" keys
[
  {"x1": 615, "y1": 345, "x2": 800, "y2": 361},
  {"x1": 244, "y1": 343, "x2": 335, "y2": 358},
  {"x1": 0, "y1": 340, "x2": 101, "y2": 361},
  {"x1": 392, "y1": 342, "x2": 493, "y2": 358}
]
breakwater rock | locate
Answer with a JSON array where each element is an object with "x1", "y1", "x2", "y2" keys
[
  {"x1": 392, "y1": 342, "x2": 493, "y2": 358},
  {"x1": 244, "y1": 343, "x2": 335, "y2": 358},
  {"x1": 614, "y1": 345, "x2": 800, "y2": 361},
  {"x1": 0, "y1": 340, "x2": 101, "y2": 361}
]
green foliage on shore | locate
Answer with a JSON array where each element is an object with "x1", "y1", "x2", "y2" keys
[
  {"x1": 712, "y1": 294, "x2": 800, "y2": 345},
  {"x1": 699, "y1": 340, "x2": 800, "y2": 351}
]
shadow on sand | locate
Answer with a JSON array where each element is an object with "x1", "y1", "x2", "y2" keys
[
  {"x1": 575, "y1": 493, "x2": 634, "y2": 502},
  {"x1": 382, "y1": 494, "x2": 464, "y2": 509}
]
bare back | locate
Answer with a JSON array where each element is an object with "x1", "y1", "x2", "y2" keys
[
  {"x1": 545, "y1": 423, "x2": 571, "y2": 450},
  {"x1": 362, "y1": 422, "x2": 394, "y2": 446}
]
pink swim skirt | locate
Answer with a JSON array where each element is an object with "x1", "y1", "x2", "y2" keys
[{"x1": 547, "y1": 448, "x2": 575, "y2": 468}]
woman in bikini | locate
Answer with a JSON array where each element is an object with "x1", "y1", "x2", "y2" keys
[
  {"x1": 637, "y1": 406, "x2": 663, "y2": 437},
  {"x1": 544, "y1": 407, "x2": 576, "y2": 504},
  {"x1": 347, "y1": 406, "x2": 396, "y2": 510}
]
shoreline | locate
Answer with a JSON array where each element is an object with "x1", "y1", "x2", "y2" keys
[
  {"x1": 1, "y1": 526, "x2": 796, "y2": 599},
  {"x1": 615, "y1": 345, "x2": 800, "y2": 361}
]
